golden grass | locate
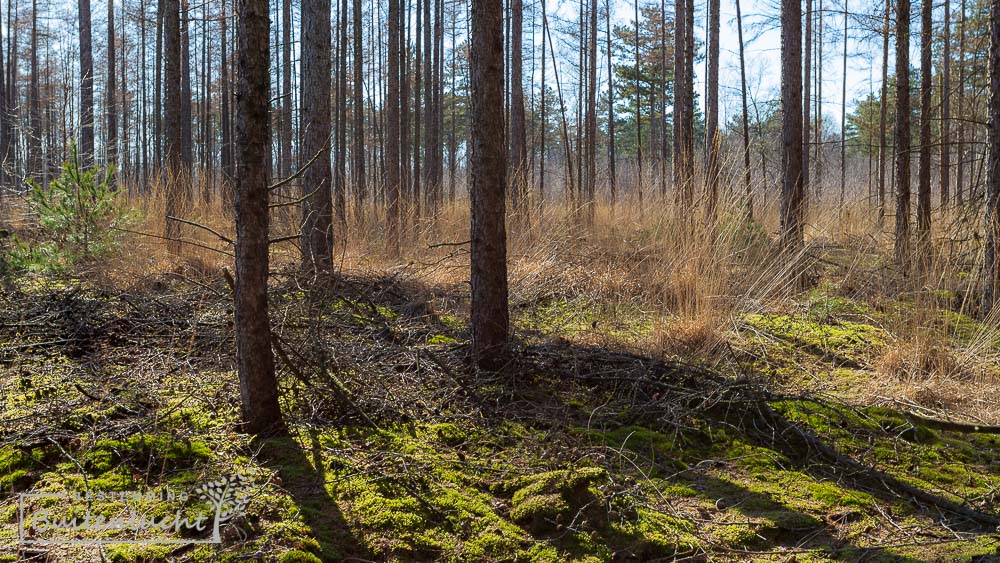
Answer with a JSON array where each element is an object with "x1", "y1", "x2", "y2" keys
[{"x1": 12, "y1": 173, "x2": 999, "y2": 420}]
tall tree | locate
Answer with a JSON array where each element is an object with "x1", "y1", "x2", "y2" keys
[
  {"x1": 877, "y1": 0, "x2": 889, "y2": 225},
  {"x1": 737, "y1": 0, "x2": 751, "y2": 221},
  {"x1": 779, "y1": 0, "x2": 804, "y2": 250},
  {"x1": 605, "y1": 0, "x2": 616, "y2": 206},
  {"x1": 941, "y1": 0, "x2": 952, "y2": 207},
  {"x1": 106, "y1": 0, "x2": 117, "y2": 187},
  {"x1": 705, "y1": 0, "x2": 720, "y2": 221},
  {"x1": 233, "y1": 0, "x2": 286, "y2": 436},
  {"x1": 469, "y1": 0, "x2": 509, "y2": 370},
  {"x1": 510, "y1": 0, "x2": 527, "y2": 213},
  {"x1": 917, "y1": 0, "x2": 932, "y2": 265},
  {"x1": 0, "y1": 0, "x2": 10, "y2": 191},
  {"x1": 78, "y1": 0, "x2": 94, "y2": 164},
  {"x1": 301, "y1": 0, "x2": 334, "y2": 269},
  {"x1": 163, "y1": 0, "x2": 183, "y2": 249},
  {"x1": 353, "y1": 0, "x2": 365, "y2": 218},
  {"x1": 839, "y1": 0, "x2": 848, "y2": 208},
  {"x1": 281, "y1": 0, "x2": 292, "y2": 180},
  {"x1": 584, "y1": 0, "x2": 597, "y2": 221},
  {"x1": 221, "y1": 0, "x2": 234, "y2": 193},
  {"x1": 895, "y1": 0, "x2": 912, "y2": 268},
  {"x1": 803, "y1": 0, "x2": 812, "y2": 209},
  {"x1": 386, "y1": 0, "x2": 401, "y2": 255},
  {"x1": 181, "y1": 0, "x2": 193, "y2": 171},
  {"x1": 985, "y1": 0, "x2": 1000, "y2": 316}
]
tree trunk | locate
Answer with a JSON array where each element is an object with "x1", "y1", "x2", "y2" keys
[
  {"x1": 985, "y1": 0, "x2": 1000, "y2": 315},
  {"x1": 894, "y1": 0, "x2": 912, "y2": 268},
  {"x1": 779, "y1": 0, "x2": 804, "y2": 250},
  {"x1": 941, "y1": 0, "x2": 951, "y2": 207},
  {"x1": 163, "y1": 0, "x2": 183, "y2": 249},
  {"x1": 301, "y1": 0, "x2": 334, "y2": 269},
  {"x1": 584, "y1": 0, "x2": 597, "y2": 221},
  {"x1": 221, "y1": 0, "x2": 234, "y2": 201},
  {"x1": 352, "y1": 0, "x2": 365, "y2": 219},
  {"x1": 106, "y1": 0, "x2": 117, "y2": 188},
  {"x1": 79, "y1": 0, "x2": 94, "y2": 164},
  {"x1": 510, "y1": 0, "x2": 527, "y2": 214},
  {"x1": 878, "y1": 1, "x2": 889, "y2": 225},
  {"x1": 917, "y1": 0, "x2": 932, "y2": 267},
  {"x1": 233, "y1": 0, "x2": 286, "y2": 436},
  {"x1": 803, "y1": 0, "x2": 811, "y2": 209},
  {"x1": 386, "y1": 0, "x2": 401, "y2": 255},
  {"x1": 839, "y1": 0, "x2": 847, "y2": 209},
  {"x1": 606, "y1": 0, "x2": 615, "y2": 207},
  {"x1": 281, "y1": 0, "x2": 292, "y2": 180},
  {"x1": 737, "y1": 0, "x2": 751, "y2": 222},
  {"x1": 705, "y1": 0, "x2": 720, "y2": 221},
  {"x1": 957, "y1": 0, "x2": 966, "y2": 204},
  {"x1": 469, "y1": 0, "x2": 509, "y2": 370}
]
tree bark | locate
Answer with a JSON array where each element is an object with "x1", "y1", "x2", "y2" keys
[
  {"x1": 470, "y1": 0, "x2": 509, "y2": 370},
  {"x1": 164, "y1": 0, "x2": 183, "y2": 250},
  {"x1": 386, "y1": 0, "x2": 401, "y2": 255},
  {"x1": 985, "y1": 0, "x2": 1000, "y2": 316},
  {"x1": 779, "y1": 0, "x2": 804, "y2": 250},
  {"x1": 106, "y1": 0, "x2": 117, "y2": 187},
  {"x1": 917, "y1": 0, "x2": 932, "y2": 267},
  {"x1": 510, "y1": 0, "x2": 527, "y2": 214},
  {"x1": 894, "y1": 0, "x2": 912, "y2": 268},
  {"x1": 352, "y1": 0, "x2": 365, "y2": 219},
  {"x1": 737, "y1": 0, "x2": 751, "y2": 222},
  {"x1": 705, "y1": 0, "x2": 720, "y2": 221},
  {"x1": 79, "y1": 0, "x2": 94, "y2": 164},
  {"x1": 301, "y1": 0, "x2": 334, "y2": 269},
  {"x1": 877, "y1": 1, "x2": 889, "y2": 225},
  {"x1": 234, "y1": 0, "x2": 286, "y2": 437},
  {"x1": 941, "y1": 0, "x2": 951, "y2": 207}
]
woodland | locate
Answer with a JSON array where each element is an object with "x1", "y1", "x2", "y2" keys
[{"x1": 1, "y1": 0, "x2": 1000, "y2": 560}]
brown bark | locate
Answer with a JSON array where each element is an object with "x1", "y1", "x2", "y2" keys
[
  {"x1": 941, "y1": 0, "x2": 951, "y2": 207},
  {"x1": 705, "y1": 0, "x2": 720, "y2": 221},
  {"x1": 233, "y1": 0, "x2": 286, "y2": 436},
  {"x1": 779, "y1": 0, "x2": 804, "y2": 250},
  {"x1": 985, "y1": 0, "x2": 1000, "y2": 315},
  {"x1": 470, "y1": 0, "x2": 509, "y2": 370},
  {"x1": 79, "y1": 0, "x2": 94, "y2": 164},
  {"x1": 164, "y1": 0, "x2": 183, "y2": 250},
  {"x1": 511, "y1": 0, "x2": 527, "y2": 213},
  {"x1": 917, "y1": 0, "x2": 932, "y2": 266},
  {"x1": 894, "y1": 0, "x2": 912, "y2": 268},
  {"x1": 386, "y1": 0, "x2": 401, "y2": 255},
  {"x1": 301, "y1": 0, "x2": 334, "y2": 269},
  {"x1": 106, "y1": 0, "x2": 117, "y2": 187}
]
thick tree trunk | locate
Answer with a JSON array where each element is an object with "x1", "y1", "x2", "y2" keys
[
  {"x1": 469, "y1": 0, "x2": 509, "y2": 370},
  {"x1": 300, "y1": 0, "x2": 334, "y2": 269},
  {"x1": 779, "y1": 0, "x2": 804, "y2": 250},
  {"x1": 894, "y1": 0, "x2": 912, "y2": 268},
  {"x1": 79, "y1": 0, "x2": 94, "y2": 164},
  {"x1": 234, "y1": 0, "x2": 286, "y2": 436}
]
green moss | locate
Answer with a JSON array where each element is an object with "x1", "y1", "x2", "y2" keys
[
  {"x1": 743, "y1": 313, "x2": 886, "y2": 364},
  {"x1": 104, "y1": 544, "x2": 174, "y2": 562},
  {"x1": 712, "y1": 524, "x2": 760, "y2": 548},
  {"x1": 278, "y1": 549, "x2": 323, "y2": 563},
  {"x1": 84, "y1": 434, "x2": 212, "y2": 474},
  {"x1": 507, "y1": 467, "x2": 608, "y2": 533},
  {"x1": 427, "y1": 334, "x2": 458, "y2": 344}
]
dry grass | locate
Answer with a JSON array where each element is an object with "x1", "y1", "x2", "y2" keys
[{"x1": 12, "y1": 173, "x2": 999, "y2": 421}]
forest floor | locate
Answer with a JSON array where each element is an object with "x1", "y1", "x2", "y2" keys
[{"x1": 1, "y1": 207, "x2": 1000, "y2": 561}]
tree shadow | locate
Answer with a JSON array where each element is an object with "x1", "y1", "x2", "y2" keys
[{"x1": 257, "y1": 432, "x2": 370, "y2": 562}]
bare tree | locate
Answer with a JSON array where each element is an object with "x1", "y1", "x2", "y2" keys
[
  {"x1": 941, "y1": 0, "x2": 951, "y2": 207},
  {"x1": 164, "y1": 0, "x2": 183, "y2": 250},
  {"x1": 78, "y1": 0, "x2": 94, "y2": 164},
  {"x1": 469, "y1": 0, "x2": 509, "y2": 370},
  {"x1": 301, "y1": 0, "x2": 334, "y2": 269},
  {"x1": 510, "y1": 0, "x2": 527, "y2": 214},
  {"x1": 985, "y1": 0, "x2": 1000, "y2": 316},
  {"x1": 878, "y1": 0, "x2": 889, "y2": 225},
  {"x1": 705, "y1": 0, "x2": 720, "y2": 221},
  {"x1": 895, "y1": 0, "x2": 912, "y2": 268},
  {"x1": 106, "y1": 0, "x2": 117, "y2": 187},
  {"x1": 736, "y1": 0, "x2": 751, "y2": 222},
  {"x1": 386, "y1": 0, "x2": 401, "y2": 255},
  {"x1": 233, "y1": 0, "x2": 286, "y2": 436},
  {"x1": 353, "y1": 0, "x2": 365, "y2": 219},
  {"x1": 780, "y1": 0, "x2": 804, "y2": 250},
  {"x1": 917, "y1": 0, "x2": 932, "y2": 266}
]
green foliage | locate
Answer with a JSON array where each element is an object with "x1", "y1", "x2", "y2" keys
[{"x1": 12, "y1": 144, "x2": 128, "y2": 271}]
